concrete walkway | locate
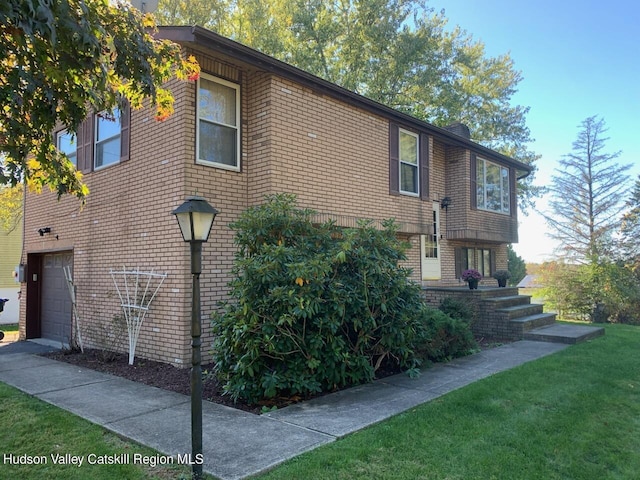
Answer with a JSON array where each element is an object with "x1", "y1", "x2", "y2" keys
[{"x1": 0, "y1": 340, "x2": 569, "y2": 480}]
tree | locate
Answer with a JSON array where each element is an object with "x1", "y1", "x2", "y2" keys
[
  {"x1": 546, "y1": 116, "x2": 631, "y2": 263},
  {"x1": 507, "y1": 244, "x2": 526, "y2": 286},
  {"x1": 0, "y1": 0, "x2": 199, "y2": 198},
  {"x1": 0, "y1": 183, "x2": 23, "y2": 234},
  {"x1": 155, "y1": 0, "x2": 540, "y2": 208},
  {"x1": 620, "y1": 175, "x2": 640, "y2": 265}
]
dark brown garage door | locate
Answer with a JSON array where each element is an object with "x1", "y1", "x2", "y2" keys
[{"x1": 41, "y1": 252, "x2": 73, "y2": 344}]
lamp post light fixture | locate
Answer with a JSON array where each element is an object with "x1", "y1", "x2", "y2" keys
[{"x1": 172, "y1": 196, "x2": 218, "y2": 480}]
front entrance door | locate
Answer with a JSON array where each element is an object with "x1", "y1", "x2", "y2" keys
[
  {"x1": 40, "y1": 252, "x2": 73, "y2": 344},
  {"x1": 421, "y1": 206, "x2": 441, "y2": 280}
]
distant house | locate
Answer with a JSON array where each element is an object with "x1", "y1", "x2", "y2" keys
[
  {"x1": 517, "y1": 274, "x2": 542, "y2": 288},
  {"x1": 19, "y1": 26, "x2": 532, "y2": 365}
]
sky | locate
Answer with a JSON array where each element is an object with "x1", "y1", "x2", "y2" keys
[{"x1": 432, "y1": 0, "x2": 640, "y2": 263}]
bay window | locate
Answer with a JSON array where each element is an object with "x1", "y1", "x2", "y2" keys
[{"x1": 476, "y1": 157, "x2": 510, "y2": 214}]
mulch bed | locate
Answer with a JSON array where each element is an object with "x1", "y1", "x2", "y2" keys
[
  {"x1": 42, "y1": 349, "x2": 263, "y2": 414},
  {"x1": 42, "y1": 339, "x2": 506, "y2": 416}
]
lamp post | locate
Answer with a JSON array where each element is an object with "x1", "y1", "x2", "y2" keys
[{"x1": 172, "y1": 196, "x2": 218, "y2": 480}]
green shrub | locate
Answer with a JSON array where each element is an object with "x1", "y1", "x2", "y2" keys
[
  {"x1": 438, "y1": 297, "x2": 473, "y2": 323},
  {"x1": 416, "y1": 306, "x2": 477, "y2": 362},
  {"x1": 211, "y1": 194, "x2": 475, "y2": 403}
]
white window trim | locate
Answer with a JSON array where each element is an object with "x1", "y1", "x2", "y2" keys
[
  {"x1": 94, "y1": 109, "x2": 121, "y2": 171},
  {"x1": 196, "y1": 73, "x2": 241, "y2": 172},
  {"x1": 56, "y1": 129, "x2": 77, "y2": 167},
  {"x1": 476, "y1": 157, "x2": 510, "y2": 215},
  {"x1": 399, "y1": 128, "x2": 419, "y2": 197}
]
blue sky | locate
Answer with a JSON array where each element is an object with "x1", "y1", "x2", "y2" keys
[{"x1": 432, "y1": 0, "x2": 640, "y2": 262}]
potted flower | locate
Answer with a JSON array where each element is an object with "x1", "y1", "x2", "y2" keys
[
  {"x1": 492, "y1": 269, "x2": 511, "y2": 287},
  {"x1": 461, "y1": 269, "x2": 482, "y2": 290}
]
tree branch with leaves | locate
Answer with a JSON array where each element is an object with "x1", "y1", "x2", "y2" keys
[{"x1": 0, "y1": 0, "x2": 199, "y2": 199}]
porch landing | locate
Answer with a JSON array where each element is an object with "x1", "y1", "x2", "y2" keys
[{"x1": 424, "y1": 286, "x2": 604, "y2": 344}]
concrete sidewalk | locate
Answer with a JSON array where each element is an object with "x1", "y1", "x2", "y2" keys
[{"x1": 0, "y1": 340, "x2": 568, "y2": 480}]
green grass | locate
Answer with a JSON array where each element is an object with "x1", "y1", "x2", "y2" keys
[
  {"x1": 0, "y1": 383, "x2": 197, "y2": 479},
  {"x1": 0, "y1": 323, "x2": 19, "y2": 332},
  {"x1": 254, "y1": 324, "x2": 640, "y2": 480}
]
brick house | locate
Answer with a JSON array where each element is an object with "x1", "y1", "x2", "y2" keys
[{"x1": 19, "y1": 26, "x2": 532, "y2": 365}]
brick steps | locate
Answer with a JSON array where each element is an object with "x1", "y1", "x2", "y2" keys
[
  {"x1": 510, "y1": 312, "x2": 557, "y2": 332},
  {"x1": 424, "y1": 287, "x2": 605, "y2": 345}
]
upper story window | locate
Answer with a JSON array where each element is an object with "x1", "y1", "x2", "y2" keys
[
  {"x1": 56, "y1": 129, "x2": 77, "y2": 167},
  {"x1": 53, "y1": 102, "x2": 130, "y2": 174},
  {"x1": 476, "y1": 157, "x2": 510, "y2": 214},
  {"x1": 389, "y1": 123, "x2": 428, "y2": 199},
  {"x1": 197, "y1": 74, "x2": 241, "y2": 171},
  {"x1": 399, "y1": 129, "x2": 419, "y2": 195},
  {"x1": 94, "y1": 108, "x2": 122, "y2": 169}
]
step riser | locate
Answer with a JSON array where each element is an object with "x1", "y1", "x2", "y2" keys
[
  {"x1": 498, "y1": 304, "x2": 544, "y2": 320},
  {"x1": 484, "y1": 296, "x2": 533, "y2": 308},
  {"x1": 510, "y1": 313, "x2": 557, "y2": 334}
]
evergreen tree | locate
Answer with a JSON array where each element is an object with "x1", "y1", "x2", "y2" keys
[
  {"x1": 620, "y1": 175, "x2": 640, "y2": 265},
  {"x1": 546, "y1": 116, "x2": 631, "y2": 263},
  {"x1": 507, "y1": 244, "x2": 526, "y2": 286}
]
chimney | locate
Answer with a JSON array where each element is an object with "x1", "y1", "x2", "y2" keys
[{"x1": 443, "y1": 122, "x2": 471, "y2": 140}]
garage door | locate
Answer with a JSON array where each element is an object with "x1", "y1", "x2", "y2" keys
[{"x1": 41, "y1": 252, "x2": 73, "y2": 344}]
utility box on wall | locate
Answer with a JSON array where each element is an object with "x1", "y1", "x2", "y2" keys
[{"x1": 15, "y1": 264, "x2": 26, "y2": 283}]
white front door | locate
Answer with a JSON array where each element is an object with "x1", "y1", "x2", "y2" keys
[{"x1": 421, "y1": 206, "x2": 441, "y2": 280}]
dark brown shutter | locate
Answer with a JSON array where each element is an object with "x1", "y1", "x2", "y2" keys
[
  {"x1": 419, "y1": 133, "x2": 430, "y2": 200},
  {"x1": 510, "y1": 167, "x2": 517, "y2": 217},
  {"x1": 76, "y1": 115, "x2": 94, "y2": 174},
  {"x1": 490, "y1": 249, "x2": 496, "y2": 276},
  {"x1": 389, "y1": 123, "x2": 400, "y2": 195},
  {"x1": 470, "y1": 152, "x2": 477, "y2": 210},
  {"x1": 120, "y1": 101, "x2": 131, "y2": 162},
  {"x1": 454, "y1": 247, "x2": 463, "y2": 279}
]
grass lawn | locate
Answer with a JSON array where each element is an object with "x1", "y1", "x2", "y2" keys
[
  {"x1": 0, "y1": 323, "x2": 19, "y2": 332},
  {"x1": 0, "y1": 383, "x2": 199, "y2": 479},
  {"x1": 254, "y1": 323, "x2": 640, "y2": 480}
]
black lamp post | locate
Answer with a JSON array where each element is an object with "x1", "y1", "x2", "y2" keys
[{"x1": 172, "y1": 196, "x2": 218, "y2": 480}]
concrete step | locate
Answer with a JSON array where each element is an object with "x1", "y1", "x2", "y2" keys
[
  {"x1": 483, "y1": 295, "x2": 533, "y2": 308},
  {"x1": 523, "y1": 323, "x2": 605, "y2": 344},
  {"x1": 510, "y1": 312, "x2": 557, "y2": 333},
  {"x1": 497, "y1": 303, "x2": 544, "y2": 320}
]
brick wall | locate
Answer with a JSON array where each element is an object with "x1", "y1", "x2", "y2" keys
[{"x1": 21, "y1": 46, "x2": 522, "y2": 366}]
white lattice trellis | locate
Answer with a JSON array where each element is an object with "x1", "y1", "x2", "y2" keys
[{"x1": 110, "y1": 267, "x2": 167, "y2": 365}]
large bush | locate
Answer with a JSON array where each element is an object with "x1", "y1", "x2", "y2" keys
[{"x1": 211, "y1": 194, "x2": 476, "y2": 403}]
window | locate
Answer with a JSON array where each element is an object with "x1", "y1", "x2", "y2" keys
[
  {"x1": 389, "y1": 123, "x2": 429, "y2": 198},
  {"x1": 456, "y1": 247, "x2": 494, "y2": 278},
  {"x1": 476, "y1": 157, "x2": 510, "y2": 214},
  {"x1": 197, "y1": 74, "x2": 240, "y2": 170},
  {"x1": 399, "y1": 129, "x2": 419, "y2": 195},
  {"x1": 94, "y1": 108, "x2": 122, "y2": 169},
  {"x1": 56, "y1": 130, "x2": 77, "y2": 167}
]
